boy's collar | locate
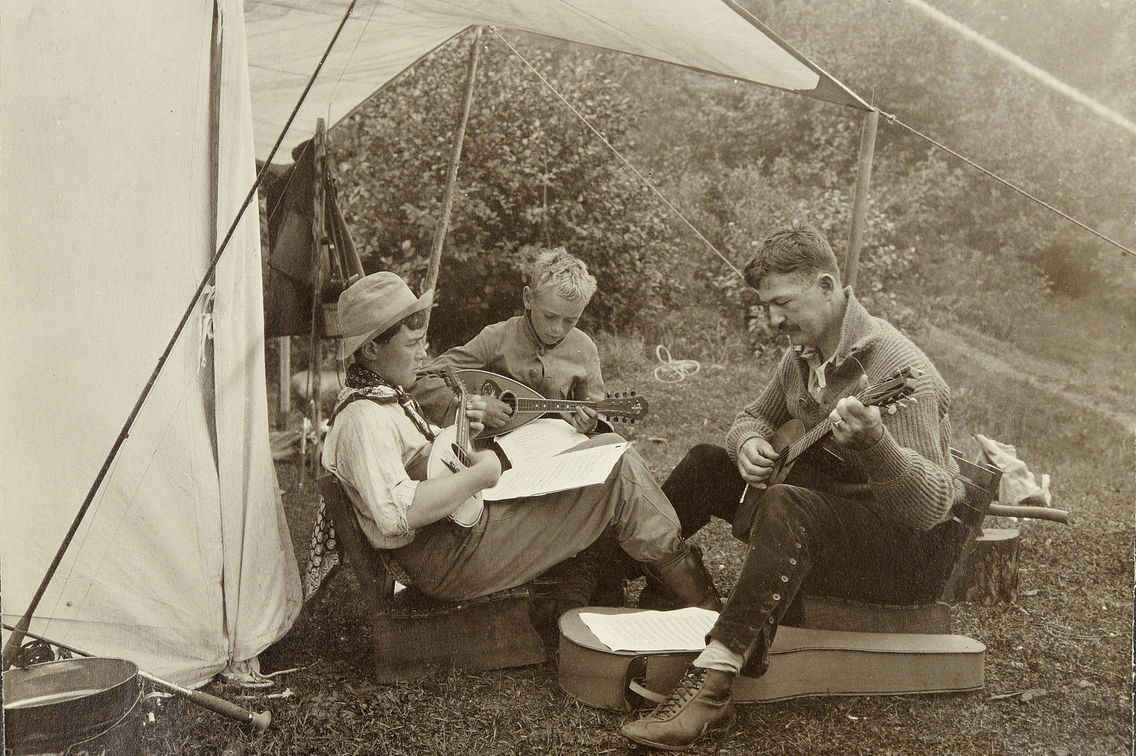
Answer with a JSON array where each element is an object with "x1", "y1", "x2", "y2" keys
[{"x1": 523, "y1": 309, "x2": 567, "y2": 351}]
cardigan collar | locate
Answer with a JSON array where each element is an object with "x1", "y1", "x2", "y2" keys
[{"x1": 793, "y1": 288, "x2": 880, "y2": 371}]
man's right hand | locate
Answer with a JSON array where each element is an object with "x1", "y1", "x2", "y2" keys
[{"x1": 737, "y1": 437, "x2": 778, "y2": 485}]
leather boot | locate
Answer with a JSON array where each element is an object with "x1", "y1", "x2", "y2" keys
[
  {"x1": 589, "y1": 529, "x2": 628, "y2": 607},
  {"x1": 643, "y1": 545, "x2": 722, "y2": 612},
  {"x1": 620, "y1": 665, "x2": 736, "y2": 751},
  {"x1": 636, "y1": 578, "x2": 675, "y2": 611}
]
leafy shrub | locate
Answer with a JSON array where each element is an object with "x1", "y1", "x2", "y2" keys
[{"x1": 331, "y1": 35, "x2": 684, "y2": 350}]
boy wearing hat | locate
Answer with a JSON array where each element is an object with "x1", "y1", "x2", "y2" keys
[
  {"x1": 411, "y1": 247, "x2": 606, "y2": 435},
  {"x1": 321, "y1": 272, "x2": 719, "y2": 612}
]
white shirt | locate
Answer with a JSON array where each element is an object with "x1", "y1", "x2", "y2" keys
[
  {"x1": 322, "y1": 399, "x2": 438, "y2": 549},
  {"x1": 798, "y1": 345, "x2": 835, "y2": 403}
]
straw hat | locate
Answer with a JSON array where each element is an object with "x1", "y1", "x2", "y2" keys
[{"x1": 336, "y1": 272, "x2": 432, "y2": 361}]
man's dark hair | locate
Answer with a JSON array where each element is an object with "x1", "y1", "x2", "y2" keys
[
  {"x1": 743, "y1": 221, "x2": 841, "y2": 290},
  {"x1": 372, "y1": 309, "x2": 429, "y2": 345}
]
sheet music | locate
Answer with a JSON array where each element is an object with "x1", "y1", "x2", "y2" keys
[
  {"x1": 482, "y1": 442, "x2": 628, "y2": 500},
  {"x1": 579, "y1": 608, "x2": 719, "y2": 653},
  {"x1": 493, "y1": 418, "x2": 590, "y2": 467}
]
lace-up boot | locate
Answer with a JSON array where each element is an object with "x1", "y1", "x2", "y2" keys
[{"x1": 620, "y1": 665, "x2": 736, "y2": 750}]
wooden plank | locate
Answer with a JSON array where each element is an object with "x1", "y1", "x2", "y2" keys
[
  {"x1": 318, "y1": 475, "x2": 392, "y2": 616},
  {"x1": 783, "y1": 595, "x2": 951, "y2": 634},
  {"x1": 375, "y1": 593, "x2": 546, "y2": 683},
  {"x1": 319, "y1": 475, "x2": 547, "y2": 682}
]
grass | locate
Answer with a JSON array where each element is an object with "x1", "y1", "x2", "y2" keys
[{"x1": 138, "y1": 307, "x2": 1133, "y2": 756}]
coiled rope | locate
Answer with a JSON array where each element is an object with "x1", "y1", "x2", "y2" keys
[{"x1": 653, "y1": 345, "x2": 701, "y2": 383}]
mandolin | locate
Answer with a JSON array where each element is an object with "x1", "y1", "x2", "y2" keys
[
  {"x1": 453, "y1": 368, "x2": 648, "y2": 438},
  {"x1": 733, "y1": 367, "x2": 921, "y2": 539},
  {"x1": 426, "y1": 367, "x2": 485, "y2": 528}
]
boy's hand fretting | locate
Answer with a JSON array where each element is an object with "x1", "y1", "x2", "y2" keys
[
  {"x1": 466, "y1": 395, "x2": 512, "y2": 431},
  {"x1": 470, "y1": 395, "x2": 513, "y2": 430},
  {"x1": 563, "y1": 405, "x2": 598, "y2": 434}
]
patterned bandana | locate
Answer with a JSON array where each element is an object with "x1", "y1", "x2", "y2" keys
[{"x1": 330, "y1": 363, "x2": 435, "y2": 442}]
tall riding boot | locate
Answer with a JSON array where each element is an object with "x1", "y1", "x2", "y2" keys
[
  {"x1": 620, "y1": 665, "x2": 736, "y2": 750},
  {"x1": 644, "y1": 544, "x2": 722, "y2": 612}
]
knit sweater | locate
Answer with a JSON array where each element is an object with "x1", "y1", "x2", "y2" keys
[{"x1": 726, "y1": 290, "x2": 962, "y2": 531}]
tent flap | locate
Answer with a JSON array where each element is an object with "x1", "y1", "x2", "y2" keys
[{"x1": 245, "y1": 0, "x2": 868, "y2": 160}]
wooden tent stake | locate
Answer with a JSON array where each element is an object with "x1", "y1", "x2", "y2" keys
[
  {"x1": 844, "y1": 107, "x2": 879, "y2": 291},
  {"x1": 422, "y1": 26, "x2": 483, "y2": 329}
]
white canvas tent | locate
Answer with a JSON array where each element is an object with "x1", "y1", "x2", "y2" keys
[
  {"x1": 1, "y1": 1, "x2": 301, "y2": 686},
  {"x1": 1, "y1": 0, "x2": 866, "y2": 687}
]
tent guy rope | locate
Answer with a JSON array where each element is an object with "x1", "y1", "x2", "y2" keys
[
  {"x1": 882, "y1": 110, "x2": 1135, "y2": 258},
  {"x1": 2, "y1": 0, "x2": 360, "y2": 671},
  {"x1": 490, "y1": 28, "x2": 746, "y2": 281},
  {"x1": 492, "y1": 28, "x2": 1132, "y2": 283}
]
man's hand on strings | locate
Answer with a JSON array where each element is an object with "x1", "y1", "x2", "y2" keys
[
  {"x1": 829, "y1": 374, "x2": 884, "y2": 451},
  {"x1": 737, "y1": 437, "x2": 778, "y2": 485}
]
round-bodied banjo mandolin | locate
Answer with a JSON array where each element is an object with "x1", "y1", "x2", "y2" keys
[
  {"x1": 452, "y1": 368, "x2": 648, "y2": 438},
  {"x1": 425, "y1": 367, "x2": 485, "y2": 528}
]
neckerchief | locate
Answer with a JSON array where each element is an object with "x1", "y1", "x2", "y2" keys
[{"x1": 329, "y1": 363, "x2": 435, "y2": 442}]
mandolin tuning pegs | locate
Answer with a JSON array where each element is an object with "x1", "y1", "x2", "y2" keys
[{"x1": 887, "y1": 405, "x2": 898, "y2": 415}]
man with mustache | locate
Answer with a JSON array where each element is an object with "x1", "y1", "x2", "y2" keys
[{"x1": 621, "y1": 222, "x2": 965, "y2": 750}]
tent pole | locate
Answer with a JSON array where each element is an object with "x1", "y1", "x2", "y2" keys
[
  {"x1": 305, "y1": 119, "x2": 328, "y2": 480},
  {"x1": 2, "y1": 623, "x2": 271, "y2": 730},
  {"x1": 422, "y1": 26, "x2": 483, "y2": 327},
  {"x1": 843, "y1": 107, "x2": 879, "y2": 291},
  {"x1": 278, "y1": 337, "x2": 291, "y2": 428}
]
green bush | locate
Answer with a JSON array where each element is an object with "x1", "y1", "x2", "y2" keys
[{"x1": 331, "y1": 35, "x2": 683, "y2": 350}]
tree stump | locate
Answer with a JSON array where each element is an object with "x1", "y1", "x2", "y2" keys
[{"x1": 944, "y1": 527, "x2": 1020, "y2": 605}]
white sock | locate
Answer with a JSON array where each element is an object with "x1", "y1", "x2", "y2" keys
[{"x1": 693, "y1": 639, "x2": 743, "y2": 674}]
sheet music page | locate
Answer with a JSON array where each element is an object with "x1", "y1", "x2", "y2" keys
[
  {"x1": 482, "y1": 442, "x2": 628, "y2": 500},
  {"x1": 493, "y1": 418, "x2": 589, "y2": 467},
  {"x1": 579, "y1": 608, "x2": 719, "y2": 653}
]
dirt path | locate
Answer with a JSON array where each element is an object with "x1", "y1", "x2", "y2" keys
[{"x1": 922, "y1": 325, "x2": 1136, "y2": 435}]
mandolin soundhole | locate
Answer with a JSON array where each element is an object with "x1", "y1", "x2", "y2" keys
[{"x1": 475, "y1": 378, "x2": 518, "y2": 410}]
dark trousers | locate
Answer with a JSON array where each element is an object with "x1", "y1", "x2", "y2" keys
[{"x1": 661, "y1": 444, "x2": 964, "y2": 677}]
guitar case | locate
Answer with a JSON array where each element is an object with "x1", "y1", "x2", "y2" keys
[{"x1": 557, "y1": 607, "x2": 986, "y2": 711}]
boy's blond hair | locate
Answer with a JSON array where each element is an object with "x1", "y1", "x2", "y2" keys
[{"x1": 529, "y1": 247, "x2": 597, "y2": 303}]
